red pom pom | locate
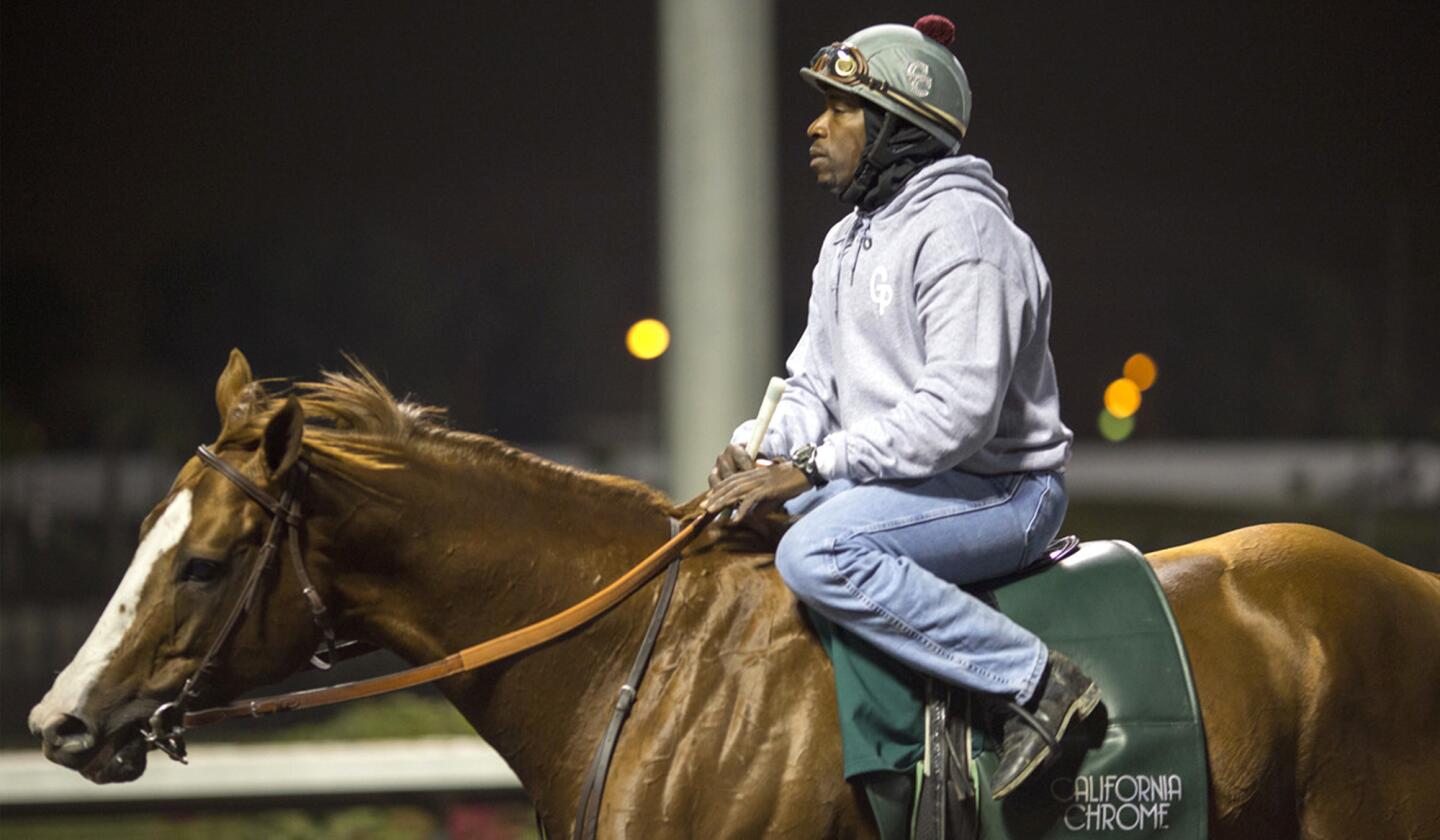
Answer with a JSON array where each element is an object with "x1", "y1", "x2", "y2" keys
[{"x1": 914, "y1": 14, "x2": 955, "y2": 46}]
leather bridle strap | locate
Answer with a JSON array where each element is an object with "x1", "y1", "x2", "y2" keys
[
  {"x1": 183, "y1": 510, "x2": 715, "y2": 728},
  {"x1": 574, "y1": 556, "x2": 682, "y2": 839},
  {"x1": 194, "y1": 461, "x2": 304, "y2": 665},
  {"x1": 142, "y1": 448, "x2": 309, "y2": 761},
  {"x1": 195, "y1": 446, "x2": 338, "y2": 669},
  {"x1": 196, "y1": 444, "x2": 301, "y2": 525}
]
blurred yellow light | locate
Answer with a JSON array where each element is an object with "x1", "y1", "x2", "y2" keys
[
  {"x1": 1123, "y1": 353, "x2": 1158, "y2": 391},
  {"x1": 1098, "y1": 409, "x2": 1136, "y2": 442},
  {"x1": 626, "y1": 318, "x2": 670, "y2": 360},
  {"x1": 1104, "y1": 378, "x2": 1142, "y2": 418}
]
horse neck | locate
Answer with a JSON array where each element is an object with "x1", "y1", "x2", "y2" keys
[{"x1": 312, "y1": 442, "x2": 675, "y2": 817}]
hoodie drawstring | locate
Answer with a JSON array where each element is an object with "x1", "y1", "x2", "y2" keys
[{"x1": 834, "y1": 216, "x2": 873, "y2": 316}]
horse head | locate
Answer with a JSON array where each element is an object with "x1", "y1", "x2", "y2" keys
[{"x1": 28, "y1": 349, "x2": 329, "y2": 783}]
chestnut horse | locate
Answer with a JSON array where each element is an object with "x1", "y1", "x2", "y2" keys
[{"x1": 29, "y1": 351, "x2": 1440, "y2": 839}]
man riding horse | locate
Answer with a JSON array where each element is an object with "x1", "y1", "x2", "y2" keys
[{"x1": 703, "y1": 13, "x2": 1101, "y2": 820}]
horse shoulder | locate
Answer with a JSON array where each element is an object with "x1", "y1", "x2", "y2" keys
[{"x1": 603, "y1": 548, "x2": 871, "y2": 837}]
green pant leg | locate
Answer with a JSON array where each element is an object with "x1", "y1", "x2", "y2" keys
[
  {"x1": 858, "y1": 769, "x2": 918, "y2": 840},
  {"x1": 808, "y1": 607, "x2": 926, "y2": 838},
  {"x1": 806, "y1": 606, "x2": 926, "y2": 779}
]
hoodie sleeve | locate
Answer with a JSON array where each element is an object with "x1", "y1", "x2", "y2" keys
[
  {"x1": 730, "y1": 277, "x2": 839, "y2": 458},
  {"x1": 815, "y1": 257, "x2": 1026, "y2": 482}
]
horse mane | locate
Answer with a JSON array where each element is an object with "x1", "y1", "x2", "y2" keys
[{"x1": 215, "y1": 359, "x2": 678, "y2": 515}]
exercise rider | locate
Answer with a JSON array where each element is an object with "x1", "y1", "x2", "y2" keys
[{"x1": 702, "y1": 14, "x2": 1100, "y2": 809}]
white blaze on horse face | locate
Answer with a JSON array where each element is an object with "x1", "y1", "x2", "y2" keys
[{"x1": 29, "y1": 489, "x2": 193, "y2": 730}]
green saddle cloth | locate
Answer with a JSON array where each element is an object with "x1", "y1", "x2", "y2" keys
[{"x1": 813, "y1": 539, "x2": 1209, "y2": 839}]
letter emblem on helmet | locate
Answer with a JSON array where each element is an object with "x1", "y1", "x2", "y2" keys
[{"x1": 906, "y1": 61, "x2": 933, "y2": 98}]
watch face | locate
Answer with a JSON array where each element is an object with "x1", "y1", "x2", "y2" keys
[{"x1": 791, "y1": 444, "x2": 822, "y2": 486}]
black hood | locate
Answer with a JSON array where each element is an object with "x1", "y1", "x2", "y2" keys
[{"x1": 840, "y1": 107, "x2": 954, "y2": 213}]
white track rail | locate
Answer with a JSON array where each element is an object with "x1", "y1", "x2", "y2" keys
[{"x1": 0, "y1": 738, "x2": 521, "y2": 805}]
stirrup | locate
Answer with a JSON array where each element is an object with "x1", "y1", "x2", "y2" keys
[
  {"x1": 914, "y1": 681, "x2": 980, "y2": 840},
  {"x1": 1004, "y1": 700, "x2": 1060, "y2": 754}
]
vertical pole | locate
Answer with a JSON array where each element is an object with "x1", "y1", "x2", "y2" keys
[{"x1": 659, "y1": 0, "x2": 778, "y2": 498}]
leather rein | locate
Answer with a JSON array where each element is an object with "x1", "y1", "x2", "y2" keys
[{"x1": 141, "y1": 443, "x2": 711, "y2": 790}]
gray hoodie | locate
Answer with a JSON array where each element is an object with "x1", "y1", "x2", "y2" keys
[{"x1": 733, "y1": 155, "x2": 1072, "y2": 482}]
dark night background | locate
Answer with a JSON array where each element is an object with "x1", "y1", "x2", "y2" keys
[
  {"x1": 5, "y1": 1, "x2": 1437, "y2": 457},
  {"x1": 1, "y1": 3, "x2": 1438, "y2": 821}
]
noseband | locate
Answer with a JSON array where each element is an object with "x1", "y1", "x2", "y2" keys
[{"x1": 141, "y1": 444, "x2": 337, "y2": 763}]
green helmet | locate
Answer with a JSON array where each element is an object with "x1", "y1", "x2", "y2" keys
[{"x1": 801, "y1": 17, "x2": 971, "y2": 152}]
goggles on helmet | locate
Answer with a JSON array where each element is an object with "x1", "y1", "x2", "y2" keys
[
  {"x1": 807, "y1": 40, "x2": 967, "y2": 139},
  {"x1": 809, "y1": 42, "x2": 871, "y2": 85}
]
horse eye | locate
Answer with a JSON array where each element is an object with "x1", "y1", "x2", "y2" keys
[{"x1": 180, "y1": 557, "x2": 223, "y2": 583}]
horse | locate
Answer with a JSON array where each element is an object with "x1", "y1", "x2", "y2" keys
[{"x1": 29, "y1": 350, "x2": 1440, "y2": 839}]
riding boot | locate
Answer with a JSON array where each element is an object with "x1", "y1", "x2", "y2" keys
[
  {"x1": 860, "y1": 768, "x2": 917, "y2": 840},
  {"x1": 991, "y1": 651, "x2": 1101, "y2": 800}
]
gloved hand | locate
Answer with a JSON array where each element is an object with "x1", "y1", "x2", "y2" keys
[{"x1": 703, "y1": 459, "x2": 811, "y2": 523}]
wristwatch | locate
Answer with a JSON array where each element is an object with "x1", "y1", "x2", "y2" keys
[{"x1": 790, "y1": 443, "x2": 827, "y2": 487}]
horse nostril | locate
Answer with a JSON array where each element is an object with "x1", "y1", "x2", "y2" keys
[{"x1": 43, "y1": 714, "x2": 96, "y2": 754}]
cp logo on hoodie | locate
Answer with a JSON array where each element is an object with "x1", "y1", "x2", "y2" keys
[{"x1": 870, "y1": 266, "x2": 894, "y2": 315}]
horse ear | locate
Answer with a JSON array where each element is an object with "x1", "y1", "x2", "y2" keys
[
  {"x1": 216, "y1": 349, "x2": 254, "y2": 427},
  {"x1": 262, "y1": 397, "x2": 305, "y2": 481}
]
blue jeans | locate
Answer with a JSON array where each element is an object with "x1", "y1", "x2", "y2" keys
[{"x1": 778, "y1": 470, "x2": 1067, "y2": 704}]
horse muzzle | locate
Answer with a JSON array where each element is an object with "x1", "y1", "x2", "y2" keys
[
  {"x1": 33, "y1": 711, "x2": 97, "y2": 761},
  {"x1": 32, "y1": 707, "x2": 153, "y2": 783}
]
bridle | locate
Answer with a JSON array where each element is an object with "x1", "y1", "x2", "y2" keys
[
  {"x1": 141, "y1": 444, "x2": 339, "y2": 762},
  {"x1": 140, "y1": 441, "x2": 707, "y2": 838}
]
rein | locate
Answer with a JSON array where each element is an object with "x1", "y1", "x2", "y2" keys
[{"x1": 143, "y1": 443, "x2": 712, "y2": 765}]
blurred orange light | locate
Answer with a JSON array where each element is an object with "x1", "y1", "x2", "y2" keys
[
  {"x1": 1123, "y1": 353, "x2": 1158, "y2": 391},
  {"x1": 626, "y1": 318, "x2": 670, "y2": 360},
  {"x1": 1104, "y1": 378, "x2": 1142, "y2": 418}
]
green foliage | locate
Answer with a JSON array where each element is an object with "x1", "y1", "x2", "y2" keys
[
  {"x1": 0, "y1": 804, "x2": 542, "y2": 840},
  {"x1": 272, "y1": 694, "x2": 475, "y2": 743},
  {"x1": 0, "y1": 807, "x2": 437, "y2": 840}
]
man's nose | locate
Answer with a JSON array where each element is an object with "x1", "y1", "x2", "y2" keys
[{"x1": 808, "y1": 114, "x2": 826, "y2": 138}]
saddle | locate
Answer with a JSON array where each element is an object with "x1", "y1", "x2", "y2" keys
[{"x1": 814, "y1": 538, "x2": 1210, "y2": 840}]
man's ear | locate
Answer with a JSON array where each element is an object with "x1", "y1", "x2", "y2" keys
[
  {"x1": 261, "y1": 397, "x2": 305, "y2": 481},
  {"x1": 215, "y1": 349, "x2": 254, "y2": 428}
]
